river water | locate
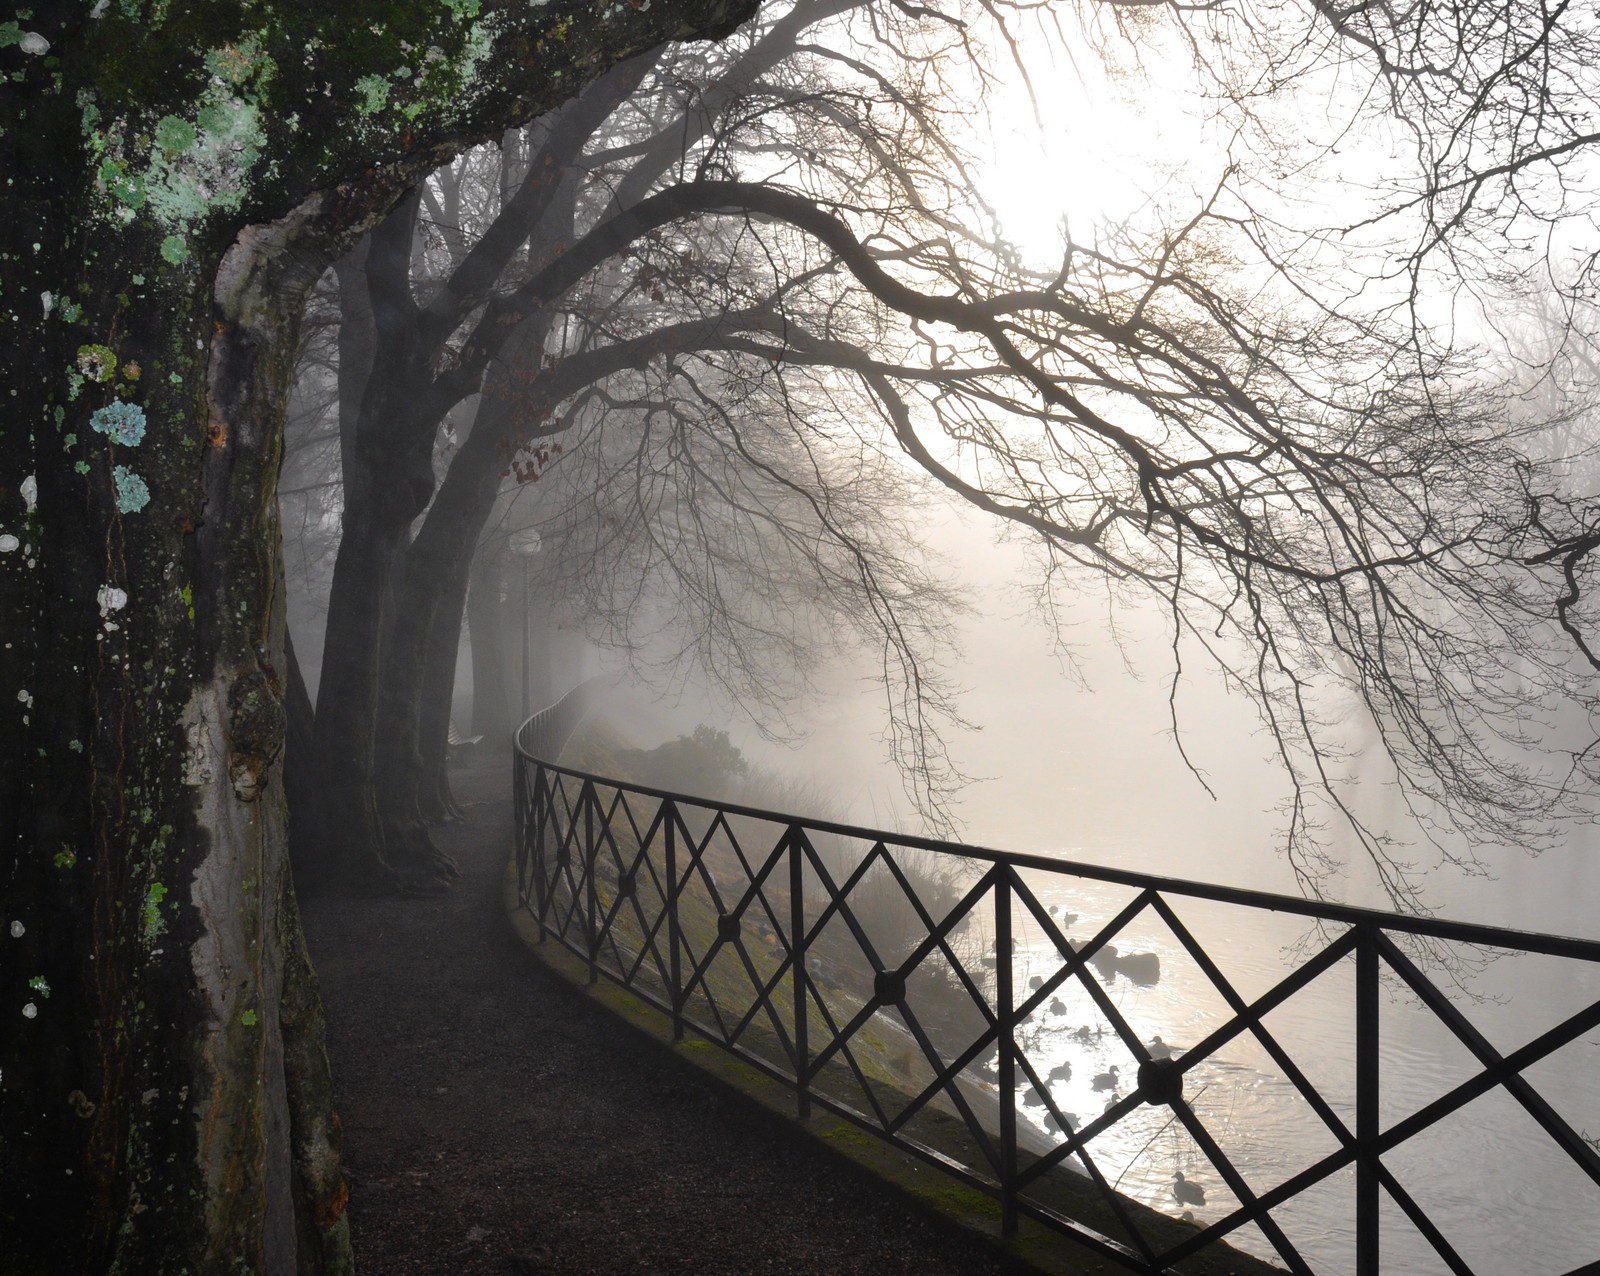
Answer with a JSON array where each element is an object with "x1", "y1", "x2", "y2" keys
[{"x1": 724, "y1": 519, "x2": 1600, "y2": 1275}]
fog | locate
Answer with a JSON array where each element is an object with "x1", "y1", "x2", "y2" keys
[{"x1": 584, "y1": 497, "x2": 1600, "y2": 942}]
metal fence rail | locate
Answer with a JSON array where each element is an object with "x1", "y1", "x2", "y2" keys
[{"x1": 511, "y1": 711, "x2": 1600, "y2": 1275}]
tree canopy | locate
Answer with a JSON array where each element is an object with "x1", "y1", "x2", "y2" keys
[{"x1": 285, "y1": 0, "x2": 1600, "y2": 898}]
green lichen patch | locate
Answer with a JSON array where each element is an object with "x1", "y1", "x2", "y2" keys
[
  {"x1": 152, "y1": 114, "x2": 196, "y2": 155},
  {"x1": 89, "y1": 400, "x2": 146, "y2": 446},
  {"x1": 142, "y1": 880, "x2": 168, "y2": 941},
  {"x1": 84, "y1": 33, "x2": 274, "y2": 240},
  {"x1": 75, "y1": 343, "x2": 117, "y2": 382},
  {"x1": 352, "y1": 73, "x2": 391, "y2": 115},
  {"x1": 113, "y1": 465, "x2": 150, "y2": 513},
  {"x1": 97, "y1": 156, "x2": 148, "y2": 212}
]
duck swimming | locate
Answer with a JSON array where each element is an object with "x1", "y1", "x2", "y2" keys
[
  {"x1": 1172, "y1": 1171, "x2": 1206, "y2": 1207},
  {"x1": 1091, "y1": 1065, "x2": 1120, "y2": 1092}
]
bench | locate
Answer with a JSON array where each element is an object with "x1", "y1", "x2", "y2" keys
[{"x1": 446, "y1": 720, "x2": 485, "y2": 760}]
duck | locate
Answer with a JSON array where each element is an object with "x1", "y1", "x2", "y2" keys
[
  {"x1": 1072, "y1": 1024, "x2": 1094, "y2": 1043},
  {"x1": 1048, "y1": 997, "x2": 1067, "y2": 1016},
  {"x1": 1047, "y1": 1061, "x2": 1072, "y2": 1083},
  {"x1": 1091, "y1": 1065, "x2": 1120, "y2": 1092},
  {"x1": 1028, "y1": 974, "x2": 1044, "y2": 990},
  {"x1": 1042, "y1": 1111, "x2": 1079, "y2": 1134},
  {"x1": 1146, "y1": 1035, "x2": 1173, "y2": 1061},
  {"x1": 1116, "y1": 951, "x2": 1161, "y2": 986},
  {"x1": 1021, "y1": 1086, "x2": 1045, "y2": 1107},
  {"x1": 1172, "y1": 1171, "x2": 1206, "y2": 1207}
]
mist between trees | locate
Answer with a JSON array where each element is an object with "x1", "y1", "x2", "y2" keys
[
  {"x1": 281, "y1": 0, "x2": 1600, "y2": 912},
  {"x1": 12, "y1": 0, "x2": 1600, "y2": 1269}
]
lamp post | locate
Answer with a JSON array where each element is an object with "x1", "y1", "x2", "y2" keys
[{"x1": 510, "y1": 528, "x2": 542, "y2": 723}]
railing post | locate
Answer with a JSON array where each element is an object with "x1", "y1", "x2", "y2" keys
[
  {"x1": 996, "y1": 868, "x2": 1018, "y2": 1236},
  {"x1": 532, "y1": 764, "x2": 547, "y2": 941},
  {"x1": 790, "y1": 823, "x2": 809, "y2": 1121},
  {"x1": 665, "y1": 799, "x2": 684, "y2": 1041},
  {"x1": 584, "y1": 781, "x2": 598, "y2": 984},
  {"x1": 513, "y1": 750, "x2": 525, "y2": 901},
  {"x1": 1356, "y1": 923, "x2": 1380, "y2": 1276}
]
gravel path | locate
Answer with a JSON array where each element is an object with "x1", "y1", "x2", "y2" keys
[{"x1": 302, "y1": 757, "x2": 1050, "y2": 1276}]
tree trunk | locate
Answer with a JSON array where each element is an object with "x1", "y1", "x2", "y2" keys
[
  {"x1": 469, "y1": 548, "x2": 514, "y2": 744},
  {"x1": 326, "y1": 64, "x2": 650, "y2": 863},
  {"x1": 374, "y1": 381, "x2": 530, "y2": 844},
  {"x1": 0, "y1": 3, "x2": 758, "y2": 1267},
  {"x1": 307, "y1": 198, "x2": 456, "y2": 889},
  {"x1": 307, "y1": 511, "x2": 411, "y2": 887},
  {"x1": 0, "y1": 170, "x2": 384, "y2": 1275},
  {"x1": 285, "y1": 629, "x2": 319, "y2": 878},
  {"x1": 416, "y1": 587, "x2": 468, "y2": 823}
]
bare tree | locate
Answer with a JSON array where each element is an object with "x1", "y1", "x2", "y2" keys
[
  {"x1": 283, "y1": 0, "x2": 1600, "y2": 907},
  {"x1": 290, "y1": 0, "x2": 993, "y2": 885}
]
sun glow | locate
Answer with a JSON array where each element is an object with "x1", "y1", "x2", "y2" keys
[{"x1": 976, "y1": 35, "x2": 1227, "y2": 268}]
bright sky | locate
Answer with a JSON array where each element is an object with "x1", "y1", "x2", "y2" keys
[
  {"x1": 975, "y1": 22, "x2": 1226, "y2": 267},
  {"x1": 970, "y1": 14, "x2": 1433, "y2": 312}
]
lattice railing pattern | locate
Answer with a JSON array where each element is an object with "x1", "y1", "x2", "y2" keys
[{"x1": 512, "y1": 727, "x2": 1600, "y2": 1276}]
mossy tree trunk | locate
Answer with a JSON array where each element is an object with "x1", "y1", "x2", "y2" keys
[{"x1": 0, "y1": 2, "x2": 757, "y2": 1270}]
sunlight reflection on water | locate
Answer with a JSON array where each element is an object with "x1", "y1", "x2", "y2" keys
[{"x1": 986, "y1": 869, "x2": 1600, "y2": 1274}]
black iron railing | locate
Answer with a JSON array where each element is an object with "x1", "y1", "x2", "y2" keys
[{"x1": 511, "y1": 706, "x2": 1600, "y2": 1275}]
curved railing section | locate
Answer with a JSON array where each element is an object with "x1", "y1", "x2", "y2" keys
[
  {"x1": 511, "y1": 711, "x2": 1600, "y2": 1276},
  {"x1": 512, "y1": 675, "x2": 610, "y2": 760}
]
